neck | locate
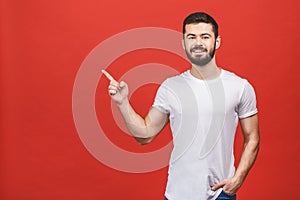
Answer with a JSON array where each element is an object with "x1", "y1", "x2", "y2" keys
[{"x1": 190, "y1": 59, "x2": 221, "y2": 80}]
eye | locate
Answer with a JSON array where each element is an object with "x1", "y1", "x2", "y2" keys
[
  {"x1": 202, "y1": 36, "x2": 210, "y2": 40},
  {"x1": 187, "y1": 36, "x2": 195, "y2": 40}
]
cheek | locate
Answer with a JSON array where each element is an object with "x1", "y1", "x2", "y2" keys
[
  {"x1": 185, "y1": 40, "x2": 195, "y2": 49},
  {"x1": 204, "y1": 42, "x2": 213, "y2": 51}
]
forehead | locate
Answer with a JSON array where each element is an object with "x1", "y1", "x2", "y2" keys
[{"x1": 184, "y1": 23, "x2": 214, "y2": 35}]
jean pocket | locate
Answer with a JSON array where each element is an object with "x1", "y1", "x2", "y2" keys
[
  {"x1": 216, "y1": 190, "x2": 236, "y2": 200},
  {"x1": 222, "y1": 190, "x2": 236, "y2": 196}
]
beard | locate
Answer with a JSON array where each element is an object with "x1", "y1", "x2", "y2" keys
[{"x1": 185, "y1": 43, "x2": 216, "y2": 66}]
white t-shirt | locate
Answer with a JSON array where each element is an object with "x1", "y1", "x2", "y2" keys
[{"x1": 152, "y1": 69, "x2": 258, "y2": 200}]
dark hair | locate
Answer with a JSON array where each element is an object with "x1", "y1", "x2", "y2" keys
[{"x1": 183, "y1": 12, "x2": 219, "y2": 38}]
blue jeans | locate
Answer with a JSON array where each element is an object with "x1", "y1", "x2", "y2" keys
[
  {"x1": 216, "y1": 190, "x2": 236, "y2": 200},
  {"x1": 164, "y1": 191, "x2": 236, "y2": 200}
]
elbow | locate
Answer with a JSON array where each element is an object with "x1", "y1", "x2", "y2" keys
[
  {"x1": 244, "y1": 131, "x2": 260, "y2": 154},
  {"x1": 247, "y1": 134, "x2": 260, "y2": 154},
  {"x1": 255, "y1": 138, "x2": 260, "y2": 153},
  {"x1": 254, "y1": 131, "x2": 260, "y2": 151},
  {"x1": 135, "y1": 136, "x2": 154, "y2": 145}
]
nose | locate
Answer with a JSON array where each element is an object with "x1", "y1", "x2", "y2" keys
[{"x1": 195, "y1": 36, "x2": 203, "y2": 45}]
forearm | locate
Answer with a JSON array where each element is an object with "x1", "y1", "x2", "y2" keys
[
  {"x1": 101, "y1": 71, "x2": 167, "y2": 144},
  {"x1": 234, "y1": 134, "x2": 260, "y2": 185},
  {"x1": 117, "y1": 98, "x2": 152, "y2": 139},
  {"x1": 211, "y1": 134, "x2": 260, "y2": 194}
]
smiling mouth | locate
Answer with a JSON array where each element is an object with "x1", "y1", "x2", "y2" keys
[
  {"x1": 191, "y1": 47, "x2": 207, "y2": 54},
  {"x1": 192, "y1": 49, "x2": 207, "y2": 56},
  {"x1": 193, "y1": 50, "x2": 206, "y2": 53}
]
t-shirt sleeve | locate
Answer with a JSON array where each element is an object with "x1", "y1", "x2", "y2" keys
[
  {"x1": 152, "y1": 81, "x2": 170, "y2": 114},
  {"x1": 237, "y1": 80, "x2": 258, "y2": 118}
]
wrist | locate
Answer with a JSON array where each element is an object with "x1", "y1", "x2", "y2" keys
[
  {"x1": 116, "y1": 97, "x2": 129, "y2": 107},
  {"x1": 232, "y1": 174, "x2": 244, "y2": 187}
]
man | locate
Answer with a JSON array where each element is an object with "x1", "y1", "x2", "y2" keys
[{"x1": 102, "y1": 12, "x2": 260, "y2": 200}]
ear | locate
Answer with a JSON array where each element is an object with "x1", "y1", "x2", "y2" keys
[{"x1": 215, "y1": 36, "x2": 221, "y2": 49}]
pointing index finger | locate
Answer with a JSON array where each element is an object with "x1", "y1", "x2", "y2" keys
[{"x1": 101, "y1": 69, "x2": 115, "y2": 81}]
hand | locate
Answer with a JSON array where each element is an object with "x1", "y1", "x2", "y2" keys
[
  {"x1": 102, "y1": 70, "x2": 129, "y2": 105},
  {"x1": 211, "y1": 177, "x2": 242, "y2": 195}
]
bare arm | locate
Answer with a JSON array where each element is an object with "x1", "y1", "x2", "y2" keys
[
  {"x1": 212, "y1": 114, "x2": 260, "y2": 194},
  {"x1": 234, "y1": 114, "x2": 260, "y2": 185},
  {"x1": 102, "y1": 70, "x2": 169, "y2": 144}
]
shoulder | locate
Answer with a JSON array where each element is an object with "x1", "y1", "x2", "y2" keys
[
  {"x1": 221, "y1": 69, "x2": 258, "y2": 99},
  {"x1": 161, "y1": 70, "x2": 189, "y2": 87},
  {"x1": 221, "y1": 69, "x2": 254, "y2": 88},
  {"x1": 222, "y1": 69, "x2": 246, "y2": 82}
]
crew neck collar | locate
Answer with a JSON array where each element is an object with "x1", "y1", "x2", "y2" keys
[{"x1": 185, "y1": 68, "x2": 224, "y2": 83}]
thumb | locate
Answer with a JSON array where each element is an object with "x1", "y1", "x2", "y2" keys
[{"x1": 211, "y1": 180, "x2": 226, "y2": 191}]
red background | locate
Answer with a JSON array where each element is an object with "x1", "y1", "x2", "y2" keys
[{"x1": 1, "y1": 0, "x2": 300, "y2": 199}]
